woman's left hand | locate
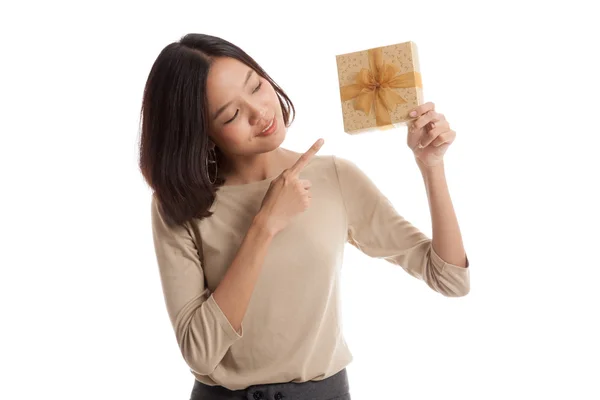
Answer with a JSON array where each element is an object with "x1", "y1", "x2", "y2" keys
[{"x1": 407, "y1": 102, "x2": 456, "y2": 168}]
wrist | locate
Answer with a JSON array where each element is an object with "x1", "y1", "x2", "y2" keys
[
  {"x1": 252, "y1": 212, "x2": 277, "y2": 240},
  {"x1": 417, "y1": 158, "x2": 444, "y2": 172}
]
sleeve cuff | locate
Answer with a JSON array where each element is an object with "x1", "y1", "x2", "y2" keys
[
  {"x1": 206, "y1": 293, "x2": 244, "y2": 341},
  {"x1": 430, "y1": 245, "x2": 470, "y2": 274}
]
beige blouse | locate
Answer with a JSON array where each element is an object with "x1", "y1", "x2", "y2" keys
[{"x1": 150, "y1": 154, "x2": 470, "y2": 390}]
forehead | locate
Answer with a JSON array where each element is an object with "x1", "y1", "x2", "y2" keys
[{"x1": 206, "y1": 57, "x2": 252, "y2": 97}]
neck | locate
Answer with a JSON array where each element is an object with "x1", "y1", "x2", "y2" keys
[{"x1": 221, "y1": 147, "x2": 288, "y2": 185}]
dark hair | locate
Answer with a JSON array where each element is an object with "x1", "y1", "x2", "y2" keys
[{"x1": 138, "y1": 33, "x2": 296, "y2": 228}]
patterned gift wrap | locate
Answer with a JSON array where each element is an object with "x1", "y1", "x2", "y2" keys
[{"x1": 335, "y1": 41, "x2": 424, "y2": 134}]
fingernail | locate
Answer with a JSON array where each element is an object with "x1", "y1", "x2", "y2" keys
[{"x1": 410, "y1": 111, "x2": 417, "y2": 117}]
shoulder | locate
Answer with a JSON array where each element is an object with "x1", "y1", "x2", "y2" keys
[
  {"x1": 284, "y1": 150, "x2": 362, "y2": 180},
  {"x1": 330, "y1": 154, "x2": 361, "y2": 178},
  {"x1": 150, "y1": 193, "x2": 193, "y2": 234}
]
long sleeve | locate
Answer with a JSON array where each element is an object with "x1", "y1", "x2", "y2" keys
[
  {"x1": 332, "y1": 155, "x2": 469, "y2": 297},
  {"x1": 150, "y1": 196, "x2": 243, "y2": 376}
]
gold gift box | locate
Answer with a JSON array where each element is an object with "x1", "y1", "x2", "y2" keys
[{"x1": 335, "y1": 41, "x2": 423, "y2": 134}]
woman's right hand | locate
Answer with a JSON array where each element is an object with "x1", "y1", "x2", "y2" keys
[{"x1": 257, "y1": 138, "x2": 324, "y2": 237}]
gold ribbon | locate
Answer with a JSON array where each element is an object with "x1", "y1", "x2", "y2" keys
[{"x1": 340, "y1": 47, "x2": 422, "y2": 129}]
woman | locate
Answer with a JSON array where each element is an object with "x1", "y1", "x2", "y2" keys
[{"x1": 139, "y1": 33, "x2": 469, "y2": 400}]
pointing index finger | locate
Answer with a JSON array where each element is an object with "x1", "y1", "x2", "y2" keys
[{"x1": 289, "y1": 138, "x2": 324, "y2": 176}]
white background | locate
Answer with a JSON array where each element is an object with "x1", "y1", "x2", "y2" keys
[{"x1": 2, "y1": 0, "x2": 599, "y2": 399}]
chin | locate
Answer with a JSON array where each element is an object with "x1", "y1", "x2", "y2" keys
[{"x1": 269, "y1": 134, "x2": 286, "y2": 150}]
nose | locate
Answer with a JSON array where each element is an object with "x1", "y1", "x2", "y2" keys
[{"x1": 250, "y1": 107, "x2": 268, "y2": 125}]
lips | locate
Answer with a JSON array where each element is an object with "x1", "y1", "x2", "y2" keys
[{"x1": 257, "y1": 116, "x2": 277, "y2": 136}]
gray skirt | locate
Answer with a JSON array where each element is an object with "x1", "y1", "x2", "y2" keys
[{"x1": 190, "y1": 368, "x2": 351, "y2": 400}]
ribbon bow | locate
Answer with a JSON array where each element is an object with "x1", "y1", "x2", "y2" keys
[{"x1": 340, "y1": 47, "x2": 422, "y2": 128}]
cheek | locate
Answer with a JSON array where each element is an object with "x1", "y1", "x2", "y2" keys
[
  {"x1": 219, "y1": 124, "x2": 253, "y2": 147},
  {"x1": 266, "y1": 84, "x2": 279, "y2": 103}
]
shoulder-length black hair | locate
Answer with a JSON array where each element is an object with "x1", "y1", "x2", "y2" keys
[{"x1": 138, "y1": 33, "x2": 296, "y2": 228}]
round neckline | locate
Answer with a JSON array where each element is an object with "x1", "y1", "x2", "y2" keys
[{"x1": 216, "y1": 156, "x2": 319, "y2": 192}]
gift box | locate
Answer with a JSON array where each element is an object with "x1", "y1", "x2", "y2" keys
[{"x1": 335, "y1": 41, "x2": 423, "y2": 134}]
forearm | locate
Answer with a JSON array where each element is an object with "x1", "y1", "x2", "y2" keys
[
  {"x1": 213, "y1": 213, "x2": 275, "y2": 334},
  {"x1": 418, "y1": 161, "x2": 468, "y2": 268}
]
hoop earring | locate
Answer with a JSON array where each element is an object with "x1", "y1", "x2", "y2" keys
[{"x1": 206, "y1": 146, "x2": 218, "y2": 185}]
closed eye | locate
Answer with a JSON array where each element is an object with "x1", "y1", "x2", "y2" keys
[{"x1": 224, "y1": 82, "x2": 263, "y2": 124}]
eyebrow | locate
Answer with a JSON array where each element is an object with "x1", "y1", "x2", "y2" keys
[{"x1": 212, "y1": 69, "x2": 254, "y2": 121}]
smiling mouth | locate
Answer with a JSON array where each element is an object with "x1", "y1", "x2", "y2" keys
[{"x1": 257, "y1": 117, "x2": 276, "y2": 136}]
